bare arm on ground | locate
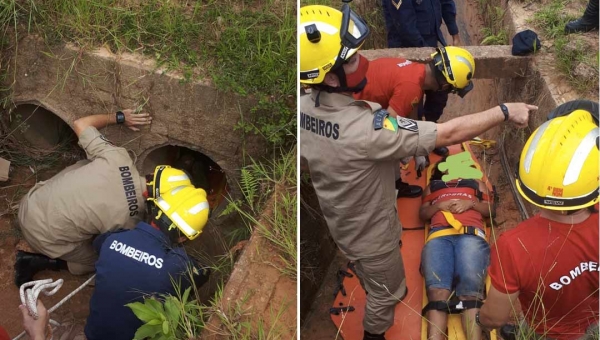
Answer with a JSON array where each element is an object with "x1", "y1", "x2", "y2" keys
[{"x1": 73, "y1": 109, "x2": 152, "y2": 137}]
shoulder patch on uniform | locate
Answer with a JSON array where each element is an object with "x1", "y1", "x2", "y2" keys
[
  {"x1": 397, "y1": 117, "x2": 419, "y2": 132},
  {"x1": 383, "y1": 116, "x2": 398, "y2": 132},
  {"x1": 373, "y1": 109, "x2": 389, "y2": 130}
]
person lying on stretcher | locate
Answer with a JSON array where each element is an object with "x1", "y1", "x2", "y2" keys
[{"x1": 419, "y1": 159, "x2": 496, "y2": 340}]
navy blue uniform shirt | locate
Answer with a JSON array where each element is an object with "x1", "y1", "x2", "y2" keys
[
  {"x1": 85, "y1": 222, "x2": 201, "y2": 340},
  {"x1": 382, "y1": 0, "x2": 458, "y2": 48}
]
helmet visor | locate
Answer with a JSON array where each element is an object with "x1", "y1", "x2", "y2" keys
[
  {"x1": 337, "y1": 4, "x2": 369, "y2": 61},
  {"x1": 455, "y1": 81, "x2": 473, "y2": 98}
]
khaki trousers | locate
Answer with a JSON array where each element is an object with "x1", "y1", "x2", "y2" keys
[{"x1": 354, "y1": 245, "x2": 406, "y2": 334}]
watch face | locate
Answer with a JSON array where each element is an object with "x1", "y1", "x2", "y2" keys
[{"x1": 117, "y1": 111, "x2": 125, "y2": 124}]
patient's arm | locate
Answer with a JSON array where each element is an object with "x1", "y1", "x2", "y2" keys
[
  {"x1": 419, "y1": 186, "x2": 453, "y2": 220},
  {"x1": 471, "y1": 180, "x2": 494, "y2": 217}
]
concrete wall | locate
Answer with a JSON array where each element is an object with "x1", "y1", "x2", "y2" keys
[{"x1": 7, "y1": 36, "x2": 267, "y2": 201}]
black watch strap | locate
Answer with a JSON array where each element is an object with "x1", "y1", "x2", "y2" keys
[
  {"x1": 475, "y1": 311, "x2": 485, "y2": 328},
  {"x1": 116, "y1": 111, "x2": 125, "y2": 124},
  {"x1": 500, "y1": 104, "x2": 509, "y2": 122}
]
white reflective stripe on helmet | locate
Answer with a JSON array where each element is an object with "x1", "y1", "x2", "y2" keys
[
  {"x1": 156, "y1": 197, "x2": 170, "y2": 211},
  {"x1": 455, "y1": 56, "x2": 474, "y2": 74},
  {"x1": 524, "y1": 120, "x2": 552, "y2": 173},
  {"x1": 170, "y1": 186, "x2": 186, "y2": 196},
  {"x1": 564, "y1": 128, "x2": 599, "y2": 186},
  {"x1": 171, "y1": 212, "x2": 198, "y2": 237},
  {"x1": 189, "y1": 201, "x2": 209, "y2": 215},
  {"x1": 167, "y1": 174, "x2": 189, "y2": 182}
]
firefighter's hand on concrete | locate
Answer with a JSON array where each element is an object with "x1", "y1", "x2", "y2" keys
[
  {"x1": 19, "y1": 300, "x2": 48, "y2": 340},
  {"x1": 505, "y1": 103, "x2": 538, "y2": 128},
  {"x1": 123, "y1": 109, "x2": 152, "y2": 131},
  {"x1": 415, "y1": 156, "x2": 429, "y2": 173}
]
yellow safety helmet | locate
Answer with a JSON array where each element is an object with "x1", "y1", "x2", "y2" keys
[
  {"x1": 146, "y1": 165, "x2": 193, "y2": 199},
  {"x1": 153, "y1": 186, "x2": 210, "y2": 240},
  {"x1": 431, "y1": 46, "x2": 475, "y2": 97},
  {"x1": 299, "y1": 4, "x2": 370, "y2": 84},
  {"x1": 516, "y1": 109, "x2": 599, "y2": 210}
]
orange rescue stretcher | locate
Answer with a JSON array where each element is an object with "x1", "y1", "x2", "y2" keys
[{"x1": 330, "y1": 141, "x2": 498, "y2": 340}]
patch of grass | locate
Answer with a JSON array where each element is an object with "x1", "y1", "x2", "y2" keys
[
  {"x1": 478, "y1": 4, "x2": 509, "y2": 45},
  {"x1": 131, "y1": 273, "x2": 293, "y2": 339},
  {"x1": 554, "y1": 37, "x2": 600, "y2": 94},
  {"x1": 221, "y1": 146, "x2": 297, "y2": 279},
  {"x1": 208, "y1": 288, "x2": 294, "y2": 339},
  {"x1": 1, "y1": 0, "x2": 296, "y2": 146},
  {"x1": 481, "y1": 27, "x2": 509, "y2": 45},
  {"x1": 531, "y1": 0, "x2": 578, "y2": 39},
  {"x1": 529, "y1": 0, "x2": 598, "y2": 94}
]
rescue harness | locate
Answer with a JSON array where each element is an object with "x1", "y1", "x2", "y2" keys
[
  {"x1": 423, "y1": 179, "x2": 491, "y2": 243},
  {"x1": 422, "y1": 299, "x2": 484, "y2": 315}
]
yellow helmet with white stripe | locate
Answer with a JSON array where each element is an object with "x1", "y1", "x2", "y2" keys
[
  {"x1": 153, "y1": 186, "x2": 210, "y2": 240},
  {"x1": 146, "y1": 165, "x2": 193, "y2": 199},
  {"x1": 516, "y1": 109, "x2": 599, "y2": 210},
  {"x1": 299, "y1": 4, "x2": 370, "y2": 84}
]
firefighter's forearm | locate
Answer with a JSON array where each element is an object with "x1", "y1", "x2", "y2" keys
[
  {"x1": 74, "y1": 113, "x2": 117, "y2": 137},
  {"x1": 436, "y1": 106, "x2": 504, "y2": 147}
]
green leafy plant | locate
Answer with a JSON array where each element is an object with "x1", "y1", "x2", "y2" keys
[
  {"x1": 127, "y1": 296, "x2": 180, "y2": 340},
  {"x1": 480, "y1": 27, "x2": 508, "y2": 45},
  {"x1": 127, "y1": 285, "x2": 203, "y2": 340}
]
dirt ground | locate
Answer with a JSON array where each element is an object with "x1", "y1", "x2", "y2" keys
[{"x1": 0, "y1": 154, "x2": 93, "y2": 339}]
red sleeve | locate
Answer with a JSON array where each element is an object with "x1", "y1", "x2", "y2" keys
[
  {"x1": 0, "y1": 326, "x2": 9, "y2": 340},
  {"x1": 388, "y1": 82, "x2": 423, "y2": 118},
  {"x1": 489, "y1": 234, "x2": 521, "y2": 294}
]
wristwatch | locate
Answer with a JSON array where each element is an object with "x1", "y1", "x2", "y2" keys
[
  {"x1": 499, "y1": 104, "x2": 509, "y2": 122},
  {"x1": 475, "y1": 311, "x2": 485, "y2": 328},
  {"x1": 116, "y1": 111, "x2": 126, "y2": 124}
]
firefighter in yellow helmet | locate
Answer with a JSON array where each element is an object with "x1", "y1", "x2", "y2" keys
[
  {"x1": 14, "y1": 142, "x2": 192, "y2": 287},
  {"x1": 85, "y1": 185, "x2": 211, "y2": 340},
  {"x1": 353, "y1": 46, "x2": 477, "y2": 198},
  {"x1": 299, "y1": 4, "x2": 536, "y2": 339},
  {"x1": 479, "y1": 100, "x2": 599, "y2": 339}
]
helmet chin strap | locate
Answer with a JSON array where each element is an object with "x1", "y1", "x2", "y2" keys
[
  {"x1": 313, "y1": 66, "x2": 367, "y2": 107},
  {"x1": 329, "y1": 66, "x2": 367, "y2": 93}
]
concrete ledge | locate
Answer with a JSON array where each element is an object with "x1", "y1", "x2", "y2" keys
[{"x1": 360, "y1": 45, "x2": 532, "y2": 79}]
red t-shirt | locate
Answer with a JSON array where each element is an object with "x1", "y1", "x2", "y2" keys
[
  {"x1": 0, "y1": 326, "x2": 9, "y2": 340},
  {"x1": 429, "y1": 186, "x2": 484, "y2": 230},
  {"x1": 489, "y1": 212, "x2": 599, "y2": 339},
  {"x1": 354, "y1": 58, "x2": 425, "y2": 118}
]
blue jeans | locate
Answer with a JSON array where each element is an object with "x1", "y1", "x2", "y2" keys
[{"x1": 421, "y1": 231, "x2": 490, "y2": 299}]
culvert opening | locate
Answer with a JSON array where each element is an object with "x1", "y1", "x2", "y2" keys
[
  {"x1": 9, "y1": 104, "x2": 78, "y2": 151},
  {"x1": 2, "y1": 104, "x2": 85, "y2": 179},
  {"x1": 142, "y1": 145, "x2": 229, "y2": 211}
]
